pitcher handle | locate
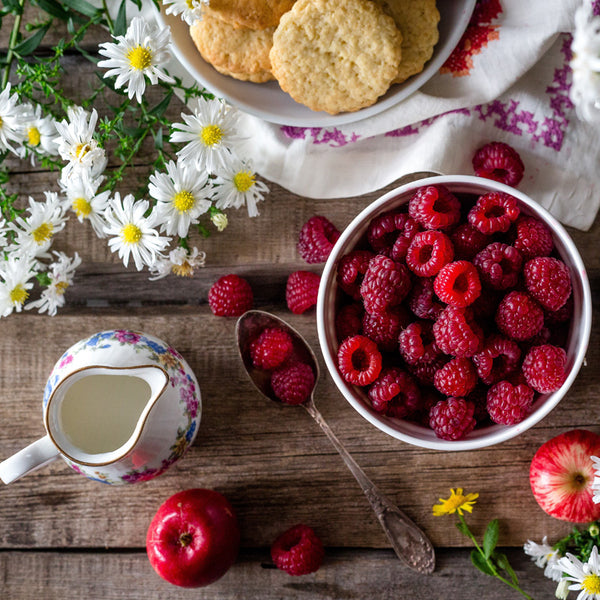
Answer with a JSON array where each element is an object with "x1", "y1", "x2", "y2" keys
[{"x1": 0, "y1": 435, "x2": 60, "y2": 484}]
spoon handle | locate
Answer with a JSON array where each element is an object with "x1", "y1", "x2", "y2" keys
[{"x1": 303, "y1": 398, "x2": 435, "y2": 574}]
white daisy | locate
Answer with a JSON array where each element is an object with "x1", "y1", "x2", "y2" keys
[
  {"x1": 211, "y1": 211, "x2": 228, "y2": 231},
  {"x1": 103, "y1": 192, "x2": 170, "y2": 271},
  {"x1": 18, "y1": 103, "x2": 59, "y2": 162},
  {"x1": 163, "y1": 0, "x2": 207, "y2": 26},
  {"x1": 556, "y1": 579, "x2": 571, "y2": 600},
  {"x1": 8, "y1": 192, "x2": 68, "y2": 259},
  {"x1": 97, "y1": 16, "x2": 175, "y2": 103},
  {"x1": 60, "y1": 170, "x2": 110, "y2": 238},
  {"x1": 570, "y1": 3, "x2": 600, "y2": 122},
  {"x1": 149, "y1": 160, "x2": 213, "y2": 237},
  {"x1": 556, "y1": 545, "x2": 600, "y2": 599},
  {"x1": 0, "y1": 217, "x2": 9, "y2": 247},
  {"x1": 149, "y1": 246, "x2": 205, "y2": 280},
  {"x1": 0, "y1": 254, "x2": 38, "y2": 317},
  {"x1": 25, "y1": 251, "x2": 81, "y2": 316},
  {"x1": 524, "y1": 536, "x2": 563, "y2": 582},
  {"x1": 170, "y1": 97, "x2": 245, "y2": 173},
  {"x1": 55, "y1": 106, "x2": 107, "y2": 180},
  {"x1": 0, "y1": 83, "x2": 27, "y2": 154},
  {"x1": 213, "y1": 158, "x2": 268, "y2": 217}
]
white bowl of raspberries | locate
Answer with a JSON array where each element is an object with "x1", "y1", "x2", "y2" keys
[{"x1": 316, "y1": 174, "x2": 591, "y2": 450}]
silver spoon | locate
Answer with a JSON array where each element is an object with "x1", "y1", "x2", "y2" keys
[{"x1": 235, "y1": 309, "x2": 435, "y2": 574}]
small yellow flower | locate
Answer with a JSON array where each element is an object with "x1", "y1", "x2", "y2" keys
[{"x1": 433, "y1": 488, "x2": 479, "y2": 516}]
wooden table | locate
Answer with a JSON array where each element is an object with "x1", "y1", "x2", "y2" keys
[{"x1": 0, "y1": 8, "x2": 597, "y2": 599}]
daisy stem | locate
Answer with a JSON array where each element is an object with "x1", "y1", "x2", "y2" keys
[
  {"x1": 101, "y1": 0, "x2": 114, "y2": 33},
  {"x1": 2, "y1": 0, "x2": 26, "y2": 89}
]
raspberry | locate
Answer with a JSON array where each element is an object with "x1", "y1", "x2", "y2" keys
[
  {"x1": 407, "y1": 277, "x2": 444, "y2": 320},
  {"x1": 336, "y1": 250, "x2": 375, "y2": 300},
  {"x1": 468, "y1": 192, "x2": 520, "y2": 234},
  {"x1": 451, "y1": 223, "x2": 489, "y2": 260},
  {"x1": 408, "y1": 185, "x2": 461, "y2": 230},
  {"x1": 337, "y1": 335, "x2": 382, "y2": 386},
  {"x1": 472, "y1": 141, "x2": 525, "y2": 187},
  {"x1": 360, "y1": 255, "x2": 411, "y2": 315},
  {"x1": 398, "y1": 321, "x2": 441, "y2": 365},
  {"x1": 429, "y1": 398, "x2": 476, "y2": 441},
  {"x1": 406, "y1": 230, "x2": 454, "y2": 277},
  {"x1": 473, "y1": 242, "x2": 523, "y2": 290},
  {"x1": 524, "y1": 257, "x2": 572, "y2": 312},
  {"x1": 271, "y1": 362, "x2": 315, "y2": 405},
  {"x1": 335, "y1": 303, "x2": 363, "y2": 342},
  {"x1": 271, "y1": 524, "x2": 324, "y2": 576},
  {"x1": 433, "y1": 357, "x2": 477, "y2": 397},
  {"x1": 472, "y1": 335, "x2": 521, "y2": 385},
  {"x1": 297, "y1": 215, "x2": 340, "y2": 263},
  {"x1": 495, "y1": 291, "x2": 544, "y2": 341},
  {"x1": 408, "y1": 355, "x2": 447, "y2": 386},
  {"x1": 362, "y1": 306, "x2": 410, "y2": 353},
  {"x1": 466, "y1": 386, "x2": 490, "y2": 423},
  {"x1": 250, "y1": 327, "x2": 293, "y2": 370},
  {"x1": 367, "y1": 211, "x2": 420, "y2": 260},
  {"x1": 208, "y1": 274, "x2": 253, "y2": 317},
  {"x1": 434, "y1": 260, "x2": 481, "y2": 307},
  {"x1": 368, "y1": 367, "x2": 421, "y2": 418},
  {"x1": 486, "y1": 381, "x2": 534, "y2": 425},
  {"x1": 512, "y1": 216, "x2": 554, "y2": 261},
  {"x1": 286, "y1": 271, "x2": 320, "y2": 314},
  {"x1": 470, "y1": 288, "x2": 501, "y2": 321},
  {"x1": 433, "y1": 306, "x2": 483, "y2": 358},
  {"x1": 545, "y1": 295, "x2": 573, "y2": 325},
  {"x1": 522, "y1": 344, "x2": 567, "y2": 394}
]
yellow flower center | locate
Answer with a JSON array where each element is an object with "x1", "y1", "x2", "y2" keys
[
  {"x1": 200, "y1": 124, "x2": 223, "y2": 147},
  {"x1": 172, "y1": 190, "x2": 195, "y2": 213},
  {"x1": 172, "y1": 262, "x2": 194, "y2": 277},
  {"x1": 27, "y1": 126, "x2": 41, "y2": 147},
  {"x1": 233, "y1": 170, "x2": 255, "y2": 193},
  {"x1": 127, "y1": 45, "x2": 153, "y2": 71},
  {"x1": 9, "y1": 284, "x2": 28, "y2": 305},
  {"x1": 55, "y1": 281, "x2": 69, "y2": 295},
  {"x1": 186, "y1": 0, "x2": 195, "y2": 7},
  {"x1": 0, "y1": 115, "x2": 3, "y2": 129},
  {"x1": 32, "y1": 222, "x2": 54, "y2": 244},
  {"x1": 72, "y1": 197, "x2": 92, "y2": 218},
  {"x1": 121, "y1": 223, "x2": 143, "y2": 244},
  {"x1": 75, "y1": 143, "x2": 90, "y2": 159},
  {"x1": 583, "y1": 574, "x2": 600, "y2": 594}
]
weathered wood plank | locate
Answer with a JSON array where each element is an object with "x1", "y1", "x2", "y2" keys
[{"x1": 0, "y1": 548, "x2": 557, "y2": 599}]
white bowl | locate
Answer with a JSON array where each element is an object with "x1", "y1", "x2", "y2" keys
[
  {"x1": 155, "y1": 0, "x2": 477, "y2": 127},
  {"x1": 316, "y1": 175, "x2": 592, "y2": 451}
]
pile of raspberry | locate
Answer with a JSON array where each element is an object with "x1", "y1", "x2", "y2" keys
[{"x1": 334, "y1": 184, "x2": 573, "y2": 441}]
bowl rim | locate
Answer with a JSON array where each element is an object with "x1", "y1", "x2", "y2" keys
[{"x1": 316, "y1": 174, "x2": 592, "y2": 451}]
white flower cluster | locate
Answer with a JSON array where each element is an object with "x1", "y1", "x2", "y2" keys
[{"x1": 0, "y1": 16, "x2": 268, "y2": 319}]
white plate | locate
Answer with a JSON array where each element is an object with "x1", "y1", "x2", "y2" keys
[{"x1": 156, "y1": 0, "x2": 477, "y2": 127}]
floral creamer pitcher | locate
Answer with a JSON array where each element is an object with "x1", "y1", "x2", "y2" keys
[{"x1": 0, "y1": 330, "x2": 201, "y2": 485}]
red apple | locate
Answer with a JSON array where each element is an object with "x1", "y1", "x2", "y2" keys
[
  {"x1": 146, "y1": 488, "x2": 240, "y2": 587},
  {"x1": 530, "y1": 429, "x2": 600, "y2": 523}
]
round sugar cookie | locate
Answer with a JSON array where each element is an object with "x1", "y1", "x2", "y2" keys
[
  {"x1": 203, "y1": 0, "x2": 295, "y2": 30},
  {"x1": 269, "y1": 0, "x2": 402, "y2": 115}
]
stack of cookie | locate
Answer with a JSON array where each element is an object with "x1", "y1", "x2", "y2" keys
[{"x1": 190, "y1": 0, "x2": 440, "y2": 115}]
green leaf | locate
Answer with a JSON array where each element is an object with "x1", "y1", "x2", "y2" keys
[
  {"x1": 114, "y1": 0, "x2": 127, "y2": 36},
  {"x1": 455, "y1": 520, "x2": 470, "y2": 537},
  {"x1": 31, "y1": 0, "x2": 69, "y2": 19},
  {"x1": 35, "y1": 271, "x2": 52, "y2": 287},
  {"x1": 153, "y1": 127, "x2": 163, "y2": 150},
  {"x1": 471, "y1": 550, "x2": 495, "y2": 577},
  {"x1": 483, "y1": 519, "x2": 499, "y2": 559},
  {"x1": 13, "y1": 22, "x2": 51, "y2": 56},
  {"x1": 149, "y1": 91, "x2": 172, "y2": 118},
  {"x1": 494, "y1": 552, "x2": 519, "y2": 586},
  {"x1": 59, "y1": 0, "x2": 100, "y2": 18}
]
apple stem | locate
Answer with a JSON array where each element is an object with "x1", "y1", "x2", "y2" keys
[{"x1": 179, "y1": 532, "x2": 193, "y2": 547}]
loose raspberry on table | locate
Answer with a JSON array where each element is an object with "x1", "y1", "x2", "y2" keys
[
  {"x1": 271, "y1": 362, "x2": 315, "y2": 405},
  {"x1": 433, "y1": 260, "x2": 481, "y2": 307},
  {"x1": 286, "y1": 271, "x2": 321, "y2": 314},
  {"x1": 522, "y1": 344, "x2": 567, "y2": 394},
  {"x1": 336, "y1": 250, "x2": 375, "y2": 300},
  {"x1": 472, "y1": 335, "x2": 521, "y2": 385},
  {"x1": 408, "y1": 185, "x2": 461, "y2": 230},
  {"x1": 472, "y1": 141, "x2": 525, "y2": 187},
  {"x1": 433, "y1": 305, "x2": 483, "y2": 358},
  {"x1": 271, "y1": 524, "x2": 324, "y2": 576},
  {"x1": 362, "y1": 306, "x2": 410, "y2": 353},
  {"x1": 473, "y1": 242, "x2": 523, "y2": 290},
  {"x1": 486, "y1": 380, "x2": 534, "y2": 425},
  {"x1": 524, "y1": 257, "x2": 572, "y2": 312},
  {"x1": 398, "y1": 320, "x2": 441, "y2": 365},
  {"x1": 468, "y1": 192, "x2": 520, "y2": 234},
  {"x1": 429, "y1": 397, "x2": 477, "y2": 441},
  {"x1": 512, "y1": 215, "x2": 554, "y2": 261},
  {"x1": 407, "y1": 277, "x2": 444, "y2": 320},
  {"x1": 367, "y1": 211, "x2": 420, "y2": 260},
  {"x1": 250, "y1": 327, "x2": 293, "y2": 370},
  {"x1": 433, "y1": 357, "x2": 478, "y2": 398},
  {"x1": 451, "y1": 223, "x2": 489, "y2": 260},
  {"x1": 406, "y1": 230, "x2": 454, "y2": 277},
  {"x1": 360, "y1": 255, "x2": 411, "y2": 315},
  {"x1": 337, "y1": 335, "x2": 382, "y2": 386},
  {"x1": 297, "y1": 215, "x2": 340, "y2": 264},
  {"x1": 495, "y1": 291, "x2": 544, "y2": 341},
  {"x1": 208, "y1": 274, "x2": 253, "y2": 317},
  {"x1": 335, "y1": 303, "x2": 363, "y2": 342},
  {"x1": 368, "y1": 367, "x2": 421, "y2": 418}
]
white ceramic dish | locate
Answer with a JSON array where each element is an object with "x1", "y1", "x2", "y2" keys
[
  {"x1": 155, "y1": 0, "x2": 477, "y2": 126},
  {"x1": 316, "y1": 175, "x2": 592, "y2": 451}
]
